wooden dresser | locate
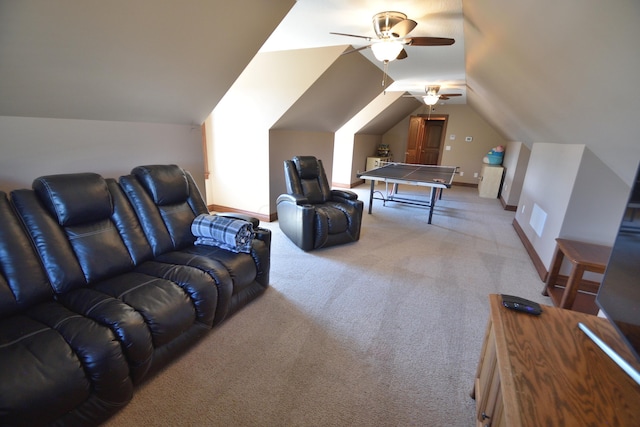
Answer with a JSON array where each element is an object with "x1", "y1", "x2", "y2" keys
[{"x1": 473, "y1": 294, "x2": 640, "y2": 426}]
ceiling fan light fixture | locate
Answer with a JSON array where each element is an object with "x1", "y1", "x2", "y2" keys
[
  {"x1": 371, "y1": 40, "x2": 403, "y2": 62},
  {"x1": 372, "y1": 11, "x2": 407, "y2": 38},
  {"x1": 422, "y1": 85, "x2": 441, "y2": 105},
  {"x1": 423, "y1": 94, "x2": 440, "y2": 105}
]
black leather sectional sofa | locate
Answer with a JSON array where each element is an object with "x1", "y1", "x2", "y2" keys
[{"x1": 0, "y1": 165, "x2": 271, "y2": 426}]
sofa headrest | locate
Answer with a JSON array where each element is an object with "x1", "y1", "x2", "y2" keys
[
  {"x1": 131, "y1": 165, "x2": 189, "y2": 206},
  {"x1": 293, "y1": 156, "x2": 319, "y2": 180},
  {"x1": 32, "y1": 173, "x2": 113, "y2": 227}
]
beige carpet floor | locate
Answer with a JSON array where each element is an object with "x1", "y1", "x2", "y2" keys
[{"x1": 104, "y1": 184, "x2": 550, "y2": 426}]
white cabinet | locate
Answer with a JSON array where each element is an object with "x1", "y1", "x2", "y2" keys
[
  {"x1": 478, "y1": 165, "x2": 504, "y2": 198},
  {"x1": 365, "y1": 157, "x2": 391, "y2": 183},
  {"x1": 366, "y1": 156, "x2": 391, "y2": 171}
]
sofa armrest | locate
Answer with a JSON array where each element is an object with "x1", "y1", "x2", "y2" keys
[
  {"x1": 277, "y1": 193, "x2": 310, "y2": 206},
  {"x1": 214, "y1": 212, "x2": 260, "y2": 229},
  {"x1": 331, "y1": 189, "x2": 358, "y2": 201},
  {"x1": 253, "y1": 227, "x2": 271, "y2": 252},
  {"x1": 276, "y1": 194, "x2": 316, "y2": 251}
]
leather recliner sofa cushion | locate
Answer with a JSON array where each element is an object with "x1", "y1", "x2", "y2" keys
[{"x1": 0, "y1": 191, "x2": 132, "y2": 426}]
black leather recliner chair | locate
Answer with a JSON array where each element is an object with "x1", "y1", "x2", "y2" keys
[{"x1": 276, "y1": 156, "x2": 364, "y2": 251}]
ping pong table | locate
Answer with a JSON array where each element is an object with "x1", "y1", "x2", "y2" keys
[{"x1": 357, "y1": 162, "x2": 457, "y2": 224}]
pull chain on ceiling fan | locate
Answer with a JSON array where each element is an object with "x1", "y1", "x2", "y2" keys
[{"x1": 330, "y1": 11, "x2": 455, "y2": 87}]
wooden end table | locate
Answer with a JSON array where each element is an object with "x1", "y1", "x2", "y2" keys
[{"x1": 543, "y1": 238, "x2": 612, "y2": 310}]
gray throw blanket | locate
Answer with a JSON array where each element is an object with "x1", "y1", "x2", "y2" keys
[{"x1": 191, "y1": 214, "x2": 254, "y2": 253}]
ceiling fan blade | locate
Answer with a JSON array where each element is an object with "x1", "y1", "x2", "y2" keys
[
  {"x1": 390, "y1": 18, "x2": 417, "y2": 38},
  {"x1": 406, "y1": 37, "x2": 455, "y2": 46},
  {"x1": 396, "y1": 49, "x2": 408, "y2": 60},
  {"x1": 340, "y1": 45, "x2": 370, "y2": 55},
  {"x1": 330, "y1": 32, "x2": 372, "y2": 41},
  {"x1": 439, "y1": 93, "x2": 462, "y2": 100}
]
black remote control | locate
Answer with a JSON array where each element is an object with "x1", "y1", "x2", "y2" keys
[{"x1": 501, "y1": 294, "x2": 542, "y2": 315}]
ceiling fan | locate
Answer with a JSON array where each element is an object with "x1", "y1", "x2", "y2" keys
[
  {"x1": 404, "y1": 85, "x2": 462, "y2": 105},
  {"x1": 330, "y1": 11, "x2": 455, "y2": 86}
]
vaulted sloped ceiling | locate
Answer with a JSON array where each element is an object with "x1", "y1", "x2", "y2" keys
[
  {"x1": 357, "y1": 97, "x2": 421, "y2": 135},
  {"x1": 0, "y1": 0, "x2": 295, "y2": 124},
  {"x1": 464, "y1": 0, "x2": 640, "y2": 184},
  {"x1": 4, "y1": 0, "x2": 638, "y2": 185},
  {"x1": 271, "y1": 48, "x2": 386, "y2": 132},
  {"x1": 261, "y1": 0, "x2": 466, "y2": 101}
]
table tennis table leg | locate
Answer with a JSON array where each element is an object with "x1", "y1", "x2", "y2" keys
[
  {"x1": 367, "y1": 179, "x2": 375, "y2": 214},
  {"x1": 428, "y1": 187, "x2": 437, "y2": 224}
]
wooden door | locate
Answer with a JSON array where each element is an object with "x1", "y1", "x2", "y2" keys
[
  {"x1": 404, "y1": 115, "x2": 447, "y2": 165},
  {"x1": 404, "y1": 116, "x2": 424, "y2": 164},
  {"x1": 421, "y1": 121, "x2": 444, "y2": 165}
]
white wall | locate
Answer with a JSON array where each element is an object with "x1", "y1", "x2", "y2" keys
[
  {"x1": 561, "y1": 148, "x2": 629, "y2": 244},
  {"x1": 381, "y1": 104, "x2": 507, "y2": 185},
  {"x1": 501, "y1": 141, "x2": 530, "y2": 207},
  {"x1": 515, "y1": 143, "x2": 631, "y2": 274},
  {"x1": 516, "y1": 143, "x2": 584, "y2": 267},
  {"x1": 0, "y1": 116, "x2": 204, "y2": 194},
  {"x1": 333, "y1": 91, "x2": 404, "y2": 186},
  {"x1": 353, "y1": 134, "x2": 383, "y2": 177},
  {"x1": 206, "y1": 47, "x2": 344, "y2": 217},
  {"x1": 381, "y1": 116, "x2": 409, "y2": 162},
  {"x1": 427, "y1": 104, "x2": 507, "y2": 184}
]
